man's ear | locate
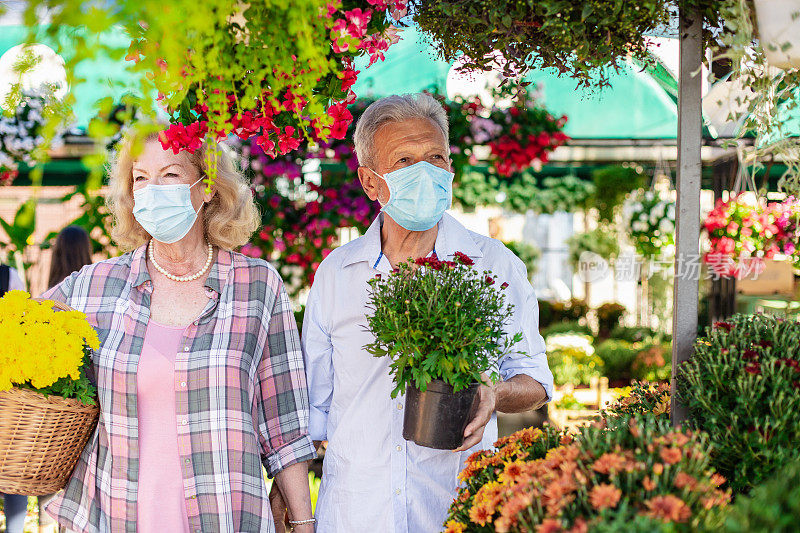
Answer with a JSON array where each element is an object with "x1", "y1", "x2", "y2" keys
[{"x1": 358, "y1": 166, "x2": 382, "y2": 202}]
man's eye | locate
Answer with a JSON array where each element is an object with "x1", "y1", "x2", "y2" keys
[
  {"x1": 431, "y1": 154, "x2": 443, "y2": 160},
  {"x1": 397, "y1": 158, "x2": 408, "y2": 164}
]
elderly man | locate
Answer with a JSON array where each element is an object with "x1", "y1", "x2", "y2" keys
[{"x1": 301, "y1": 93, "x2": 553, "y2": 532}]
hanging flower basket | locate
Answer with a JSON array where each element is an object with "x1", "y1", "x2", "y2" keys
[
  {"x1": 753, "y1": 0, "x2": 800, "y2": 69},
  {"x1": 0, "y1": 294, "x2": 100, "y2": 495}
]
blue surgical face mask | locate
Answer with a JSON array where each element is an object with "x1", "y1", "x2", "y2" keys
[
  {"x1": 371, "y1": 161, "x2": 454, "y2": 232},
  {"x1": 133, "y1": 178, "x2": 204, "y2": 244}
]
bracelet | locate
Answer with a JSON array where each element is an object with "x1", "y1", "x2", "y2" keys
[{"x1": 288, "y1": 518, "x2": 316, "y2": 525}]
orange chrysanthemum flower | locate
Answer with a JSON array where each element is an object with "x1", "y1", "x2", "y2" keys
[
  {"x1": 653, "y1": 463, "x2": 664, "y2": 475},
  {"x1": 468, "y1": 502, "x2": 493, "y2": 526},
  {"x1": 568, "y1": 518, "x2": 588, "y2": 533},
  {"x1": 710, "y1": 473, "x2": 726, "y2": 487},
  {"x1": 592, "y1": 452, "x2": 627, "y2": 474},
  {"x1": 642, "y1": 476, "x2": 657, "y2": 491},
  {"x1": 673, "y1": 472, "x2": 698, "y2": 491},
  {"x1": 444, "y1": 519, "x2": 466, "y2": 533},
  {"x1": 589, "y1": 483, "x2": 622, "y2": 510},
  {"x1": 645, "y1": 494, "x2": 692, "y2": 522},
  {"x1": 499, "y1": 460, "x2": 526, "y2": 485},
  {"x1": 660, "y1": 447, "x2": 682, "y2": 465},
  {"x1": 536, "y1": 518, "x2": 563, "y2": 533}
]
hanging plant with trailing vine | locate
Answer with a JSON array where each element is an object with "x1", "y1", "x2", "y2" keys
[{"x1": 18, "y1": 0, "x2": 407, "y2": 184}]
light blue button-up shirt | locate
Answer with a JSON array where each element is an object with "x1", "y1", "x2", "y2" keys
[{"x1": 302, "y1": 212, "x2": 554, "y2": 533}]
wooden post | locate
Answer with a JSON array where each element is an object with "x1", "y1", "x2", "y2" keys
[{"x1": 671, "y1": 6, "x2": 703, "y2": 426}]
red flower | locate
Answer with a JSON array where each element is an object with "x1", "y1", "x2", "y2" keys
[
  {"x1": 277, "y1": 127, "x2": 301, "y2": 155},
  {"x1": 500, "y1": 282, "x2": 509, "y2": 289},
  {"x1": 339, "y1": 68, "x2": 360, "y2": 92},
  {"x1": 484, "y1": 275, "x2": 495, "y2": 285},
  {"x1": 745, "y1": 362, "x2": 761, "y2": 375},
  {"x1": 454, "y1": 251, "x2": 474, "y2": 265},
  {"x1": 713, "y1": 322, "x2": 733, "y2": 332}
]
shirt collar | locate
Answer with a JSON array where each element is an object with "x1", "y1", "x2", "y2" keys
[
  {"x1": 130, "y1": 243, "x2": 232, "y2": 295},
  {"x1": 342, "y1": 212, "x2": 484, "y2": 268}
]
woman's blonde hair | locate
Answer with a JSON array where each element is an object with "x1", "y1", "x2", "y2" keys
[{"x1": 107, "y1": 132, "x2": 260, "y2": 252}]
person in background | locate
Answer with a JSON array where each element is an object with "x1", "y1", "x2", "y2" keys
[
  {"x1": 1, "y1": 263, "x2": 28, "y2": 533},
  {"x1": 48, "y1": 226, "x2": 93, "y2": 289}
]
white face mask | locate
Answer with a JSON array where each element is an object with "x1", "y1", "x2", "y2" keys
[
  {"x1": 370, "y1": 161, "x2": 454, "y2": 232},
  {"x1": 132, "y1": 178, "x2": 204, "y2": 244}
]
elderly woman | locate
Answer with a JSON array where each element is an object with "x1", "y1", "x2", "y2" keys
[
  {"x1": 296, "y1": 93, "x2": 554, "y2": 532},
  {"x1": 43, "y1": 134, "x2": 316, "y2": 533}
]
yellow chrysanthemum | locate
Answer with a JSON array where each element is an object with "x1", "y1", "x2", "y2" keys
[{"x1": 0, "y1": 291, "x2": 97, "y2": 393}]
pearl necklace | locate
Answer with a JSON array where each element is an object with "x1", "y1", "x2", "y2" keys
[{"x1": 148, "y1": 240, "x2": 213, "y2": 282}]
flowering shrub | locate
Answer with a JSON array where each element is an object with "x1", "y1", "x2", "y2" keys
[
  {"x1": 678, "y1": 314, "x2": 800, "y2": 493},
  {"x1": 0, "y1": 91, "x2": 64, "y2": 165},
  {"x1": 364, "y1": 253, "x2": 522, "y2": 397},
  {"x1": 444, "y1": 414, "x2": 729, "y2": 532},
  {"x1": 603, "y1": 381, "x2": 671, "y2": 420},
  {"x1": 0, "y1": 291, "x2": 99, "y2": 404},
  {"x1": 622, "y1": 190, "x2": 675, "y2": 259},
  {"x1": 546, "y1": 333, "x2": 603, "y2": 386},
  {"x1": 702, "y1": 195, "x2": 800, "y2": 275},
  {"x1": 0, "y1": 152, "x2": 18, "y2": 186}
]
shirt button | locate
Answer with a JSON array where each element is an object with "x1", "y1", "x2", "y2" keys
[
  {"x1": 395, "y1": 489, "x2": 401, "y2": 495},
  {"x1": 185, "y1": 458, "x2": 191, "y2": 464},
  {"x1": 184, "y1": 346, "x2": 190, "y2": 352},
  {"x1": 396, "y1": 445, "x2": 402, "y2": 451},
  {"x1": 396, "y1": 403, "x2": 403, "y2": 410},
  {"x1": 182, "y1": 419, "x2": 188, "y2": 425},
  {"x1": 180, "y1": 382, "x2": 187, "y2": 388}
]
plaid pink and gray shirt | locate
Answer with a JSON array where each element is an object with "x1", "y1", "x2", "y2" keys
[{"x1": 42, "y1": 245, "x2": 316, "y2": 533}]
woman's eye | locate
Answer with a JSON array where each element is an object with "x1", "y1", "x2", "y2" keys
[
  {"x1": 133, "y1": 175, "x2": 146, "y2": 182},
  {"x1": 165, "y1": 172, "x2": 179, "y2": 177},
  {"x1": 397, "y1": 157, "x2": 408, "y2": 164}
]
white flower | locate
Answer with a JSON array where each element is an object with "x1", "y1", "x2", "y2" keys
[
  {"x1": 645, "y1": 191, "x2": 655, "y2": 202},
  {"x1": 633, "y1": 221, "x2": 647, "y2": 232},
  {"x1": 659, "y1": 218, "x2": 674, "y2": 233}
]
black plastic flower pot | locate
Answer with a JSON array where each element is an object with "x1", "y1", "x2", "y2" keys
[{"x1": 402, "y1": 380, "x2": 479, "y2": 450}]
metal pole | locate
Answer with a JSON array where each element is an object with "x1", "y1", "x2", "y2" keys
[{"x1": 671, "y1": 6, "x2": 703, "y2": 426}]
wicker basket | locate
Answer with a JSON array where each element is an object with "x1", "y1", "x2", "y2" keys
[{"x1": 0, "y1": 300, "x2": 100, "y2": 495}]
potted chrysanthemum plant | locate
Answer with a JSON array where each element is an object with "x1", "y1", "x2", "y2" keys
[
  {"x1": 365, "y1": 251, "x2": 523, "y2": 450},
  {"x1": 0, "y1": 290, "x2": 100, "y2": 495}
]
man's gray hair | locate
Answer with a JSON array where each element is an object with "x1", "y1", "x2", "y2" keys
[{"x1": 353, "y1": 93, "x2": 450, "y2": 169}]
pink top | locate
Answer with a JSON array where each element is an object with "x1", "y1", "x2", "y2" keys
[{"x1": 136, "y1": 321, "x2": 191, "y2": 533}]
